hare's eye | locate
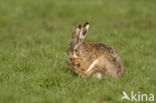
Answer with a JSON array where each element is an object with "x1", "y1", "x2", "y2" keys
[{"x1": 75, "y1": 49, "x2": 78, "y2": 52}]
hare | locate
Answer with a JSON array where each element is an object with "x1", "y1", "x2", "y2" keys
[{"x1": 66, "y1": 22, "x2": 124, "y2": 79}]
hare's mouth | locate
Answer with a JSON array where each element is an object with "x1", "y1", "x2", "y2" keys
[
  {"x1": 68, "y1": 52, "x2": 78, "y2": 58},
  {"x1": 73, "y1": 53, "x2": 78, "y2": 58}
]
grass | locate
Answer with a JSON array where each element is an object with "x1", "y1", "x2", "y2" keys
[{"x1": 0, "y1": 0, "x2": 156, "y2": 103}]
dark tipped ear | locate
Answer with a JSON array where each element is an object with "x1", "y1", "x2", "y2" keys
[
  {"x1": 78, "y1": 22, "x2": 90, "y2": 41},
  {"x1": 72, "y1": 24, "x2": 82, "y2": 40},
  {"x1": 83, "y1": 22, "x2": 90, "y2": 36}
]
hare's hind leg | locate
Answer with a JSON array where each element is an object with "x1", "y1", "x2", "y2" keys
[
  {"x1": 91, "y1": 71, "x2": 103, "y2": 79},
  {"x1": 89, "y1": 56, "x2": 118, "y2": 78},
  {"x1": 84, "y1": 59, "x2": 104, "y2": 79},
  {"x1": 99, "y1": 58, "x2": 119, "y2": 78}
]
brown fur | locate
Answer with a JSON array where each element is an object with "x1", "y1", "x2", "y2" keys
[{"x1": 66, "y1": 22, "x2": 124, "y2": 78}]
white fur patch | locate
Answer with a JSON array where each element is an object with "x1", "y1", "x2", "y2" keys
[
  {"x1": 73, "y1": 53, "x2": 78, "y2": 58},
  {"x1": 86, "y1": 59, "x2": 98, "y2": 72},
  {"x1": 96, "y1": 73, "x2": 102, "y2": 79}
]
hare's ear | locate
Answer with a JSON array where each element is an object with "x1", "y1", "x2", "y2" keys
[
  {"x1": 72, "y1": 24, "x2": 82, "y2": 40},
  {"x1": 79, "y1": 22, "x2": 90, "y2": 41}
]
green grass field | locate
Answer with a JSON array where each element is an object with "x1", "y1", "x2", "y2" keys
[{"x1": 0, "y1": 0, "x2": 156, "y2": 103}]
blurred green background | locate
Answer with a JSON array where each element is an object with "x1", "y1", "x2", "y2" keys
[{"x1": 0, "y1": 0, "x2": 156, "y2": 103}]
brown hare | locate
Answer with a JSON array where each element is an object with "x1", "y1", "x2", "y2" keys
[{"x1": 66, "y1": 22, "x2": 124, "y2": 79}]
